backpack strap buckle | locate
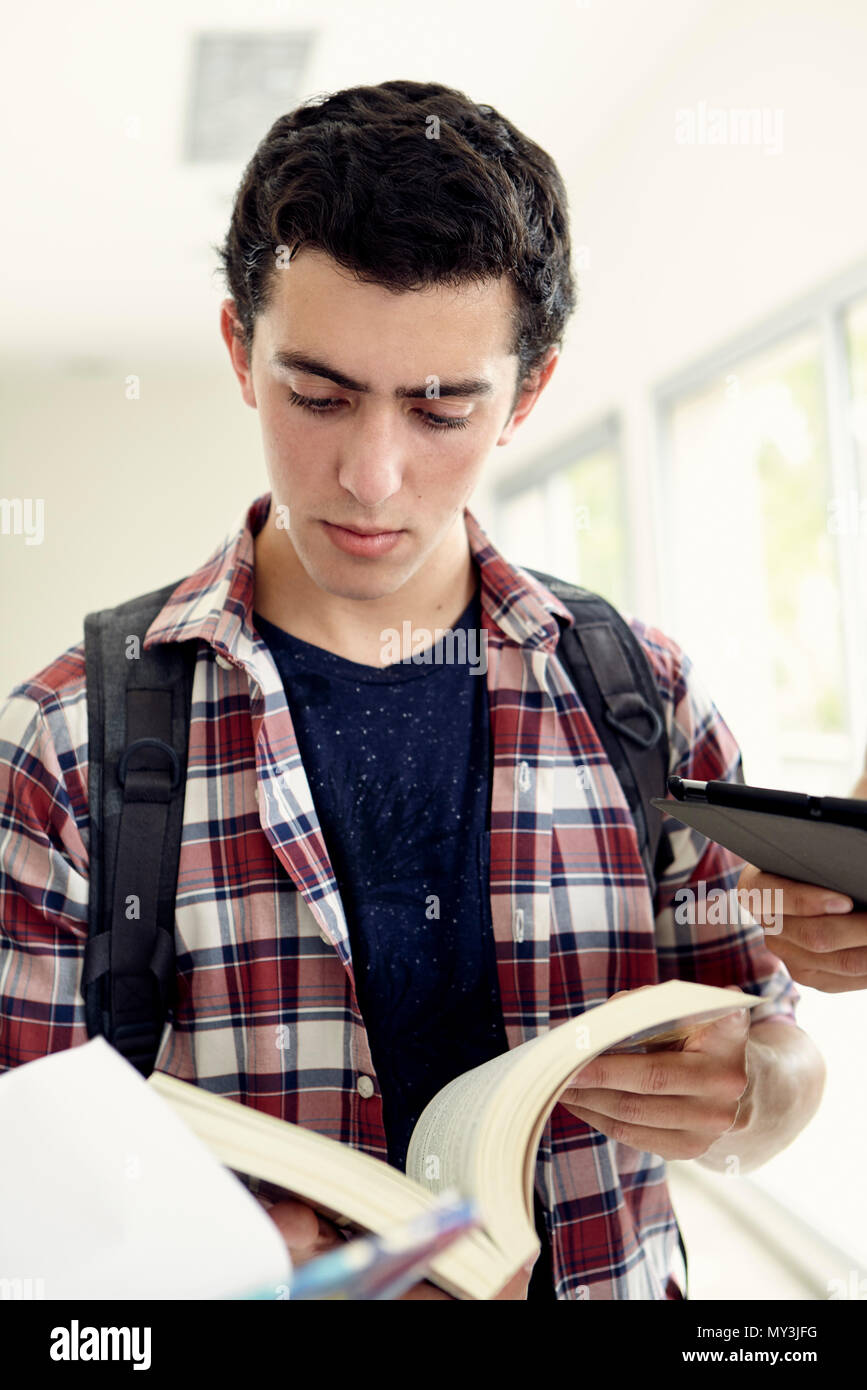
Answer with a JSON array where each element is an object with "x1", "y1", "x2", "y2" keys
[
  {"x1": 603, "y1": 693, "x2": 665, "y2": 750},
  {"x1": 117, "y1": 737, "x2": 182, "y2": 795}
]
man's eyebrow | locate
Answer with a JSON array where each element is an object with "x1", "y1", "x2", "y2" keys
[{"x1": 269, "y1": 350, "x2": 494, "y2": 400}]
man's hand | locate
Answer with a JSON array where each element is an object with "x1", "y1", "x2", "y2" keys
[
  {"x1": 737, "y1": 862, "x2": 867, "y2": 992},
  {"x1": 264, "y1": 1197, "x2": 534, "y2": 1300},
  {"x1": 399, "y1": 1262, "x2": 535, "y2": 1300},
  {"x1": 265, "y1": 1196, "x2": 348, "y2": 1268},
  {"x1": 558, "y1": 988, "x2": 753, "y2": 1160}
]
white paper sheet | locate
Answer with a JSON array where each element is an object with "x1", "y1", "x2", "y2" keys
[{"x1": 0, "y1": 1038, "x2": 291, "y2": 1299}]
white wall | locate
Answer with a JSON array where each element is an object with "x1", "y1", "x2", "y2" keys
[
  {"x1": 0, "y1": 367, "x2": 265, "y2": 695},
  {"x1": 479, "y1": 0, "x2": 867, "y2": 636}
]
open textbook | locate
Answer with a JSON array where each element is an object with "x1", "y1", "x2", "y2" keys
[{"x1": 148, "y1": 979, "x2": 761, "y2": 1300}]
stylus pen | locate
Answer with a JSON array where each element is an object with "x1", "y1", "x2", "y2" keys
[
  {"x1": 667, "y1": 776, "x2": 867, "y2": 829},
  {"x1": 669, "y1": 774, "x2": 814, "y2": 812}
]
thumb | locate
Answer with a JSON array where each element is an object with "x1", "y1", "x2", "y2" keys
[{"x1": 682, "y1": 1003, "x2": 750, "y2": 1058}]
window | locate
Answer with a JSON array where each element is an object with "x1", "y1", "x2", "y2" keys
[
  {"x1": 846, "y1": 293, "x2": 867, "y2": 490},
  {"x1": 659, "y1": 329, "x2": 849, "y2": 788},
  {"x1": 494, "y1": 418, "x2": 630, "y2": 611},
  {"x1": 657, "y1": 274, "x2": 867, "y2": 797}
]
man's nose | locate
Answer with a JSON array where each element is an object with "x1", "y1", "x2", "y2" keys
[{"x1": 336, "y1": 408, "x2": 404, "y2": 508}]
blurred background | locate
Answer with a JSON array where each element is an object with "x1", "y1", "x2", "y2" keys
[{"x1": 2, "y1": 0, "x2": 865, "y2": 1299}]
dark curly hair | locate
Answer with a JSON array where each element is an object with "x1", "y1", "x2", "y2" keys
[{"x1": 216, "y1": 79, "x2": 577, "y2": 408}]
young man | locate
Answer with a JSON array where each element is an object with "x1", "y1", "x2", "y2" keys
[{"x1": 0, "y1": 79, "x2": 825, "y2": 1300}]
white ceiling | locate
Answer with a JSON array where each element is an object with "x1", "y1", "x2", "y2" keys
[{"x1": 1, "y1": 0, "x2": 722, "y2": 369}]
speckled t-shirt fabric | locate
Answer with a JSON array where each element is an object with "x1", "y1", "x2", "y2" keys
[
  {"x1": 253, "y1": 586, "x2": 506, "y2": 1166},
  {"x1": 253, "y1": 585, "x2": 557, "y2": 1298}
]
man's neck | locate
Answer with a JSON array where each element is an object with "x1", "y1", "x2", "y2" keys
[{"x1": 252, "y1": 511, "x2": 478, "y2": 668}]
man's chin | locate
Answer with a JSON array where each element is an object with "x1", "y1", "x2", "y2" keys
[
  {"x1": 298, "y1": 546, "x2": 419, "y2": 603},
  {"x1": 312, "y1": 576, "x2": 407, "y2": 601}
]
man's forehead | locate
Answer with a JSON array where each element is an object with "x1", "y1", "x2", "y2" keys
[
  {"x1": 269, "y1": 243, "x2": 513, "y2": 299},
  {"x1": 261, "y1": 245, "x2": 518, "y2": 352}
]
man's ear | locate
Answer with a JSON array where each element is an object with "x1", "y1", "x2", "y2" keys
[
  {"x1": 496, "y1": 347, "x2": 560, "y2": 446},
  {"x1": 220, "y1": 299, "x2": 257, "y2": 409}
]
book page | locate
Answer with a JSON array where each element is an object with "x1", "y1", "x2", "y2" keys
[{"x1": 406, "y1": 980, "x2": 760, "y2": 1265}]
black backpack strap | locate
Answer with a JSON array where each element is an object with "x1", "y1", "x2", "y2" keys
[
  {"x1": 524, "y1": 568, "x2": 673, "y2": 900},
  {"x1": 82, "y1": 580, "x2": 197, "y2": 1077}
]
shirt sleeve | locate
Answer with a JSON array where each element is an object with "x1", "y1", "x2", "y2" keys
[
  {"x1": 628, "y1": 618, "x2": 800, "y2": 1028},
  {"x1": 0, "y1": 689, "x2": 90, "y2": 1071}
]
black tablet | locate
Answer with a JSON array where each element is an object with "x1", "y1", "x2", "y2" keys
[{"x1": 650, "y1": 776, "x2": 867, "y2": 910}]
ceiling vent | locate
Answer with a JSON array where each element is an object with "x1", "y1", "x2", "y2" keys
[{"x1": 183, "y1": 31, "x2": 315, "y2": 163}]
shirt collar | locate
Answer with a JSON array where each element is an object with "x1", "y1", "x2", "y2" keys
[
  {"x1": 463, "y1": 509, "x2": 574, "y2": 651},
  {"x1": 143, "y1": 490, "x2": 573, "y2": 662}
]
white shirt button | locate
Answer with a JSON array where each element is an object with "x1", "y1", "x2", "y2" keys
[
  {"x1": 356, "y1": 1075, "x2": 375, "y2": 1099},
  {"x1": 215, "y1": 653, "x2": 233, "y2": 670}
]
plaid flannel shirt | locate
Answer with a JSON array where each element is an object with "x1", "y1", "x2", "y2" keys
[{"x1": 0, "y1": 489, "x2": 799, "y2": 1299}]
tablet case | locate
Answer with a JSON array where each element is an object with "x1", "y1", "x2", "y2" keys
[{"x1": 649, "y1": 796, "x2": 867, "y2": 910}]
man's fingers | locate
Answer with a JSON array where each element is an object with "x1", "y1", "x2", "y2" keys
[
  {"x1": 561, "y1": 1105, "x2": 719, "y2": 1162},
  {"x1": 763, "y1": 934, "x2": 867, "y2": 984},
  {"x1": 736, "y1": 865, "x2": 853, "y2": 919},
  {"x1": 492, "y1": 1264, "x2": 534, "y2": 1299},
  {"x1": 561, "y1": 1087, "x2": 739, "y2": 1132},
  {"x1": 781, "y1": 966, "x2": 867, "y2": 994},
  {"x1": 266, "y1": 1198, "x2": 319, "y2": 1249},
  {"x1": 265, "y1": 1198, "x2": 344, "y2": 1259},
  {"x1": 399, "y1": 1280, "x2": 458, "y2": 1300},
  {"x1": 564, "y1": 1050, "x2": 740, "y2": 1098},
  {"x1": 766, "y1": 912, "x2": 867, "y2": 953}
]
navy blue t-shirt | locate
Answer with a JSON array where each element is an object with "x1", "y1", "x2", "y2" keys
[{"x1": 253, "y1": 581, "x2": 555, "y2": 1298}]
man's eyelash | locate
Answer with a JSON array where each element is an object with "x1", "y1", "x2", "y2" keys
[{"x1": 286, "y1": 389, "x2": 470, "y2": 431}]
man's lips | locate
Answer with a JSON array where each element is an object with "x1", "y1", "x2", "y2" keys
[
  {"x1": 320, "y1": 520, "x2": 405, "y2": 557},
  {"x1": 327, "y1": 523, "x2": 401, "y2": 536}
]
